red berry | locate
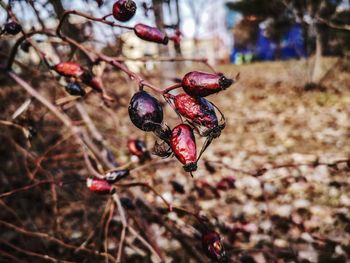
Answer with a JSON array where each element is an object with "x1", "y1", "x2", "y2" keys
[
  {"x1": 86, "y1": 178, "x2": 114, "y2": 195},
  {"x1": 202, "y1": 231, "x2": 228, "y2": 263},
  {"x1": 112, "y1": 0, "x2": 137, "y2": 22},
  {"x1": 170, "y1": 124, "x2": 197, "y2": 172},
  {"x1": 82, "y1": 73, "x2": 103, "y2": 92},
  {"x1": 182, "y1": 71, "x2": 233, "y2": 97},
  {"x1": 173, "y1": 93, "x2": 218, "y2": 129},
  {"x1": 54, "y1": 62, "x2": 85, "y2": 78},
  {"x1": 134, "y1": 24, "x2": 168, "y2": 45}
]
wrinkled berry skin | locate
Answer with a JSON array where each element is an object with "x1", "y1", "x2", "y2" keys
[
  {"x1": 105, "y1": 169, "x2": 129, "y2": 183},
  {"x1": 112, "y1": 0, "x2": 137, "y2": 22},
  {"x1": 54, "y1": 62, "x2": 85, "y2": 78},
  {"x1": 134, "y1": 24, "x2": 168, "y2": 45},
  {"x1": 4, "y1": 21, "x2": 22, "y2": 35},
  {"x1": 202, "y1": 231, "x2": 228, "y2": 263},
  {"x1": 174, "y1": 94, "x2": 218, "y2": 129},
  {"x1": 128, "y1": 91, "x2": 163, "y2": 132},
  {"x1": 86, "y1": 178, "x2": 114, "y2": 195},
  {"x1": 182, "y1": 71, "x2": 233, "y2": 97},
  {"x1": 65, "y1": 82, "x2": 86, "y2": 96},
  {"x1": 170, "y1": 124, "x2": 197, "y2": 172}
]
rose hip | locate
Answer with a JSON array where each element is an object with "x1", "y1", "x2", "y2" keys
[
  {"x1": 173, "y1": 93, "x2": 218, "y2": 129},
  {"x1": 202, "y1": 231, "x2": 228, "y2": 263},
  {"x1": 112, "y1": 0, "x2": 137, "y2": 22},
  {"x1": 54, "y1": 62, "x2": 85, "y2": 78},
  {"x1": 134, "y1": 24, "x2": 168, "y2": 45},
  {"x1": 128, "y1": 139, "x2": 151, "y2": 161},
  {"x1": 170, "y1": 124, "x2": 197, "y2": 172},
  {"x1": 182, "y1": 71, "x2": 233, "y2": 97},
  {"x1": 128, "y1": 91, "x2": 163, "y2": 132},
  {"x1": 86, "y1": 178, "x2": 114, "y2": 195}
]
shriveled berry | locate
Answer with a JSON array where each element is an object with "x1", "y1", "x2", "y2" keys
[
  {"x1": 128, "y1": 91, "x2": 163, "y2": 132},
  {"x1": 4, "y1": 21, "x2": 22, "y2": 35},
  {"x1": 81, "y1": 73, "x2": 103, "y2": 92},
  {"x1": 182, "y1": 71, "x2": 233, "y2": 97},
  {"x1": 86, "y1": 178, "x2": 114, "y2": 195},
  {"x1": 65, "y1": 82, "x2": 86, "y2": 96},
  {"x1": 105, "y1": 169, "x2": 129, "y2": 183},
  {"x1": 54, "y1": 62, "x2": 85, "y2": 78},
  {"x1": 112, "y1": 0, "x2": 136, "y2": 22},
  {"x1": 134, "y1": 24, "x2": 168, "y2": 45},
  {"x1": 128, "y1": 139, "x2": 151, "y2": 161},
  {"x1": 170, "y1": 124, "x2": 197, "y2": 172},
  {"x1": 174, "y1": 93, "x2": 218, "y2": 129},
  {"x1": 202, "y1": 231, "x2": 228, "y2": 263}
]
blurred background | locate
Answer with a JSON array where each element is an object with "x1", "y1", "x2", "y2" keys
[{"x1": 1, "y1": 1, "x2": 350, "y2": 263}]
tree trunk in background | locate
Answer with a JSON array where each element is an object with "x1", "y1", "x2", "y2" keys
[
  {"x1": 174, "y1": 0, "x2": 182, "y2": 56},
  {"x1": 49, "y1": 0, "x2": 85, "y2": 43},
  {"x1": 311, "y1": 26, "x2": 323, "y2": 84},
  {"x1": 152, "y1": 0, "x2": 169, "y2": 56}
]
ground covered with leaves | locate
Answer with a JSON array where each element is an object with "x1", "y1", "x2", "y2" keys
[{"x1": 0, "y1": 58, "x2": 350, "y2": 262}]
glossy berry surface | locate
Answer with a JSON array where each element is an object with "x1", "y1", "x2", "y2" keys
[
  {"x1": 4, "y1": 21, "x2": 22, "y2": 35},
  {"x1": 174, "y1": 93, "x2": 218, "y2": 129},
  {"x1": 54, "y1": 62, "x2": 85, "y2": 78},
  {"x1": 65, "y1": 82, "x2": 86, "y2": 96},
  {"x1": 202, "y1": 231, "x2": 228, "y2": 263},
  {"x1": 86, "y1": 178, "x2": 114, "y2": 195},
  {"x1": 134, "y1": 24, "x2": 168, "y2": 45},
  {"x1": 170, "y1": 124, "x2": 197, "y2": 172},
  {"x1": 182, "y1": 71, "x2": 233, "y2": 97},
  {"x1": 128, "y1": 91, "x2": 163, "y2": 132},
  {"x1": 112, "y1": 0, "x2": 136, "y2": 22},
  {"x1": 105, "y1": 169, "x2": 129, "y2": 183}
]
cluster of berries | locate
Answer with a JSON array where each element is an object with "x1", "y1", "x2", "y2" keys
[{"x1": 128, "y1": 71, "x2": 234, "y2": 174}]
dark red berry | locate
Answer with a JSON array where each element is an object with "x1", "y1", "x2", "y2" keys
[
  {"x1": 4, "y1": 21, "x2": 22, "y2": 35},
  {"x1": 134, "y1": 24, "x2": 168, "y2": 45},
  {"x1": 174, "y1": 93, "x2": 218, "y2": 129},
  {"x1": 170, "y1": 181, "x2": 185, "y2": 194},
  {"x1": 182, "y1": 71, "x2": 233, "y2": 97},
  {"x1": 128, "y1": 91, "x2": 163, "y2": 132},
  {"x1": 65, "y1": 82, "x2": 86, "y2": 96},
  {"x1": 202, "y1": 231, "x2": 228, "y2": 263},
  {"x1": 86, "y1": 178, "x2": 114, "y2": 195},
  {"x1": 104, "y1": 169, "x2": 129, "y2": 183},
  {"x1": 170, "y1": 124, "x2": 197, "y2": 172},
  {"x1": 112, "y1": 0, "x2": 136, "y2": 22},
  {"x1": 20, "y1": 41, "x2": 31, "y2": 53},
  {"x1": 54, "y1": 62, "x2": 85, "y2": 78},
  {"x1": 81, "y1": 73, "x2": 103, "y2": 92},
  {"x1": 120, "y1": 197, "x2": 135, "y2": 210},
  {"x1": 216, "y1": 176, "x2": 235, "y2": 191},
  {"x1": 128, "y1": 139, "x2": 151, "y2": 161}
]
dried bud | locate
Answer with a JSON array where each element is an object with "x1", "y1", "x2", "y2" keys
[
  {"x1": 202, "y1": 231, "x2": 228, "y2": 263},
  {"x1": 86, "y1": 178, "x2": 114, "y2": 195},
  {"x1": 105, "y1": 169, "x2": 129, "y2": 183},
  {"x1": 134, "y1": 24, "x2": 168, "y2": 45},
  {"x1": 4, "y1": 21, "x2": 22, "y2": 35}
]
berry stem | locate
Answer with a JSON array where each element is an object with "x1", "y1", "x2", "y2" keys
[{"x1": 162, "y1": 83, "x2": 182, "y2": 94}]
